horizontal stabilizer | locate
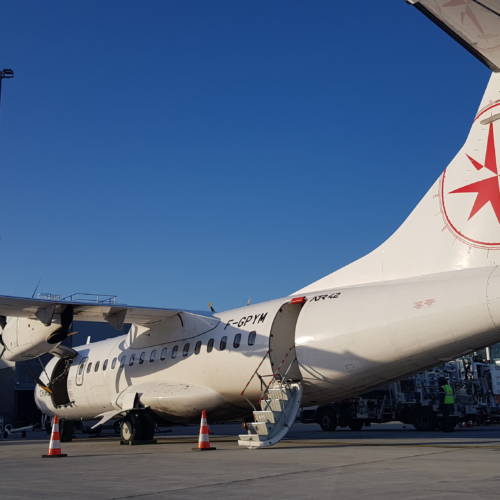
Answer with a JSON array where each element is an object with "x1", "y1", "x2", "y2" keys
[{"x1": 408, "y1": 0, "x2": 500, "y2": 71}]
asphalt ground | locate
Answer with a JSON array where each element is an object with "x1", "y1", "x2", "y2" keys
[{"x1": 2, "y1": 422, "x2": 500, "y2": 499}]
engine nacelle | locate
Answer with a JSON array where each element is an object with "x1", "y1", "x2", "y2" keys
[{"x1": 1, "y1": 317, "x2": 66, "y2": 361}]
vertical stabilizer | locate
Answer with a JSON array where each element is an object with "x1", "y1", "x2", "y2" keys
[
  {"x1": 297, "y1": 1, "x2": 500, "y2": 293},
  {"x1": 298, "y1": 52, "x2": 500, "y2": 294}
]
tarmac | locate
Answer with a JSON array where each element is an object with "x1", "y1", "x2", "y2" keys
[{"x1": 1, "y1": 422, "x2": 500, "y2": 499}]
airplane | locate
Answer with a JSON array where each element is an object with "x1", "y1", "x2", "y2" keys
[{"x1": 1, "y1": 0, "x2": 500, "y2": 448}]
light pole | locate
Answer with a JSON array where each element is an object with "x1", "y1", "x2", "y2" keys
[{"x1": 0, "y1": 68, "x2": 14, "y2": 106}]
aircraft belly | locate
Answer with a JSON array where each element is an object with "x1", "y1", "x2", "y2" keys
[{"x1": 136, "y1": 383, "x2": 226, "y2": 419}]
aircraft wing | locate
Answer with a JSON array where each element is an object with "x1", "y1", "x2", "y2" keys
[
  {"x1": 408, "y1": 0, "x2": 500, "y2": 71},
  {"x1": 0, "y1": 294, "x2": 208, "y2": 329}
]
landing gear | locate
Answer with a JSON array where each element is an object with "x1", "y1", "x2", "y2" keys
[{"x1": 120, "y1": 411, "x2": 156, "y2": 445}]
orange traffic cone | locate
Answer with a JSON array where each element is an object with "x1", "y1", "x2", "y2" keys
[
  {"x1": 42, "y1": 416, "x2": 68, "y2": 458},
  {"x1": 192, "y1": 409, "x2": 216, "y2": 451}
]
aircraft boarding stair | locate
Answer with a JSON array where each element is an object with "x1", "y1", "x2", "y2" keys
[{"x1": 238, "y1": 379, "x2": 303, "y2": 449}]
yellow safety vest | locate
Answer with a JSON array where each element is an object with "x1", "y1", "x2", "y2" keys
[{"x1": 442, "y1": 384, "x2": 455, "y2": 405}]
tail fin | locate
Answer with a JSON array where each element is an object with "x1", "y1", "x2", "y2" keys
[{"x1": 297, "y1": 2, "x2": 500, "y2": 293}]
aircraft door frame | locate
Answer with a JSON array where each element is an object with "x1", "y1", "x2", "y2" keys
[{"x1": 268, "y1": 299, "x2": 305, "y2": 381}]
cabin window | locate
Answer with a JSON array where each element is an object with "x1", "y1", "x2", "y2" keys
[
  {"x1": 194, "y1": 341, "x2": 202, "y2": 354},
  {"x1": 94, "y1": 361, "x2": 100, "y2": 372},
  {"x1": 150, "y1": 350, "x2": 157, "y2": 362},
  {"x1": 220, "y1": 336, "x2": 227, "y2": 351},
  {"x1": 78, "y1": 358, "x2": 87, "y2": 375},
  {"x1": 248, "y1": 331, "x2": 256, "y2": 346},
  {"x1": 129, "y1": 354, "x2": 135, "y2": 366},
  {"x1": 207, "y1": 338, "x2": 214, "y2": 353},
  {"x1": 172, "y1": 345, "x2": 178, "y2": 359},
  {"x1": 120, "y1": 356, "x2": 127, "y2": 368},
  {"x1": 233, "y1": 334, "x2": 241, "y2": 349},
  {"x1": 103, "y1": 359, "x2": 108, "y2": 371},
  {"x1": 160, "y1": 347, "x2": 168, "y2": 360},
  {"x1": 86, "y1": 362, "x2": 92, "y2": 373},
  {"x1": 111, "y1": 357, "x2": 117, "y2": 369},
  {"x1": 139, "y1": 352, "x2": 146, "y2": 364},
  {"x1": 183, "y1": 343, "x2": 190, "y2": 357}
]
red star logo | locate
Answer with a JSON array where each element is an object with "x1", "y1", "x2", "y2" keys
[{"x1": 450, "y1": 123, "x2": 500, "y2": 223}]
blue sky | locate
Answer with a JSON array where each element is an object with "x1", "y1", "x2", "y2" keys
[{"x1": 0, "y1": 1, "x2": 491, "y2": 311}]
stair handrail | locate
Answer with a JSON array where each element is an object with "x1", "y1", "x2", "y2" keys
[
  {"x1": 240, "y1": 349, "x2": 272, "y2": 410},
  {"x1": 256, "y1": 345, "x2": 297, "y2": 404},
  {"x1": 281, "y1": 353, "x2": 298, "y2": 382},
  {"x1": 240, "y1": 345, "x2": 300, "y2": 411}
]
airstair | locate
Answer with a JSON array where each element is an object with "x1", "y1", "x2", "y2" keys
[
  {"x1": 238, "y1": 343, "x2": 303, "y2": 449},
  {"x1": 238, "y1": 377, "x2": 303, "y2": 449}
]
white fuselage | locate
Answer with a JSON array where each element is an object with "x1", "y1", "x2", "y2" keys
[{"x1": 35, "y1": 266, "x2": 500, "y2": 423}]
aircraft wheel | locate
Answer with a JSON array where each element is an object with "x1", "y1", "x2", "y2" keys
[
  {"x1": 120, "y1": 415, "x2": 139, "y2": 444},
  {"x1": 318, "y1": 409, "x2": 337, "y2": 432},
  {"x1": 120, "y1": 412, "x2": 155, "y2": 444}
]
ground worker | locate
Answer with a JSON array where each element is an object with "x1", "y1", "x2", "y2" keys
[{"x1": 439, "y1": 377, "x2": 455, "y2": 431}]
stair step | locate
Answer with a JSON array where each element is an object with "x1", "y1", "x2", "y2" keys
[
  {"x1": 238, "y1": 433, "x2": 267, "y2": 442},
  {"x1": 247, "y1": 422, "x2": 273, "y2": 436},
  {"x1": 253, "y1": 410, "x2": 280, "y2": 424},
  {"x1": 260, "y1": 399, "x2": 285, "y2": 412},
  {"x1": 239, "y1": 381, "x2": 303, "y2": 449},
  {"x1": 267, "y1": 388, "x2": 290, "y2": 400}
]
